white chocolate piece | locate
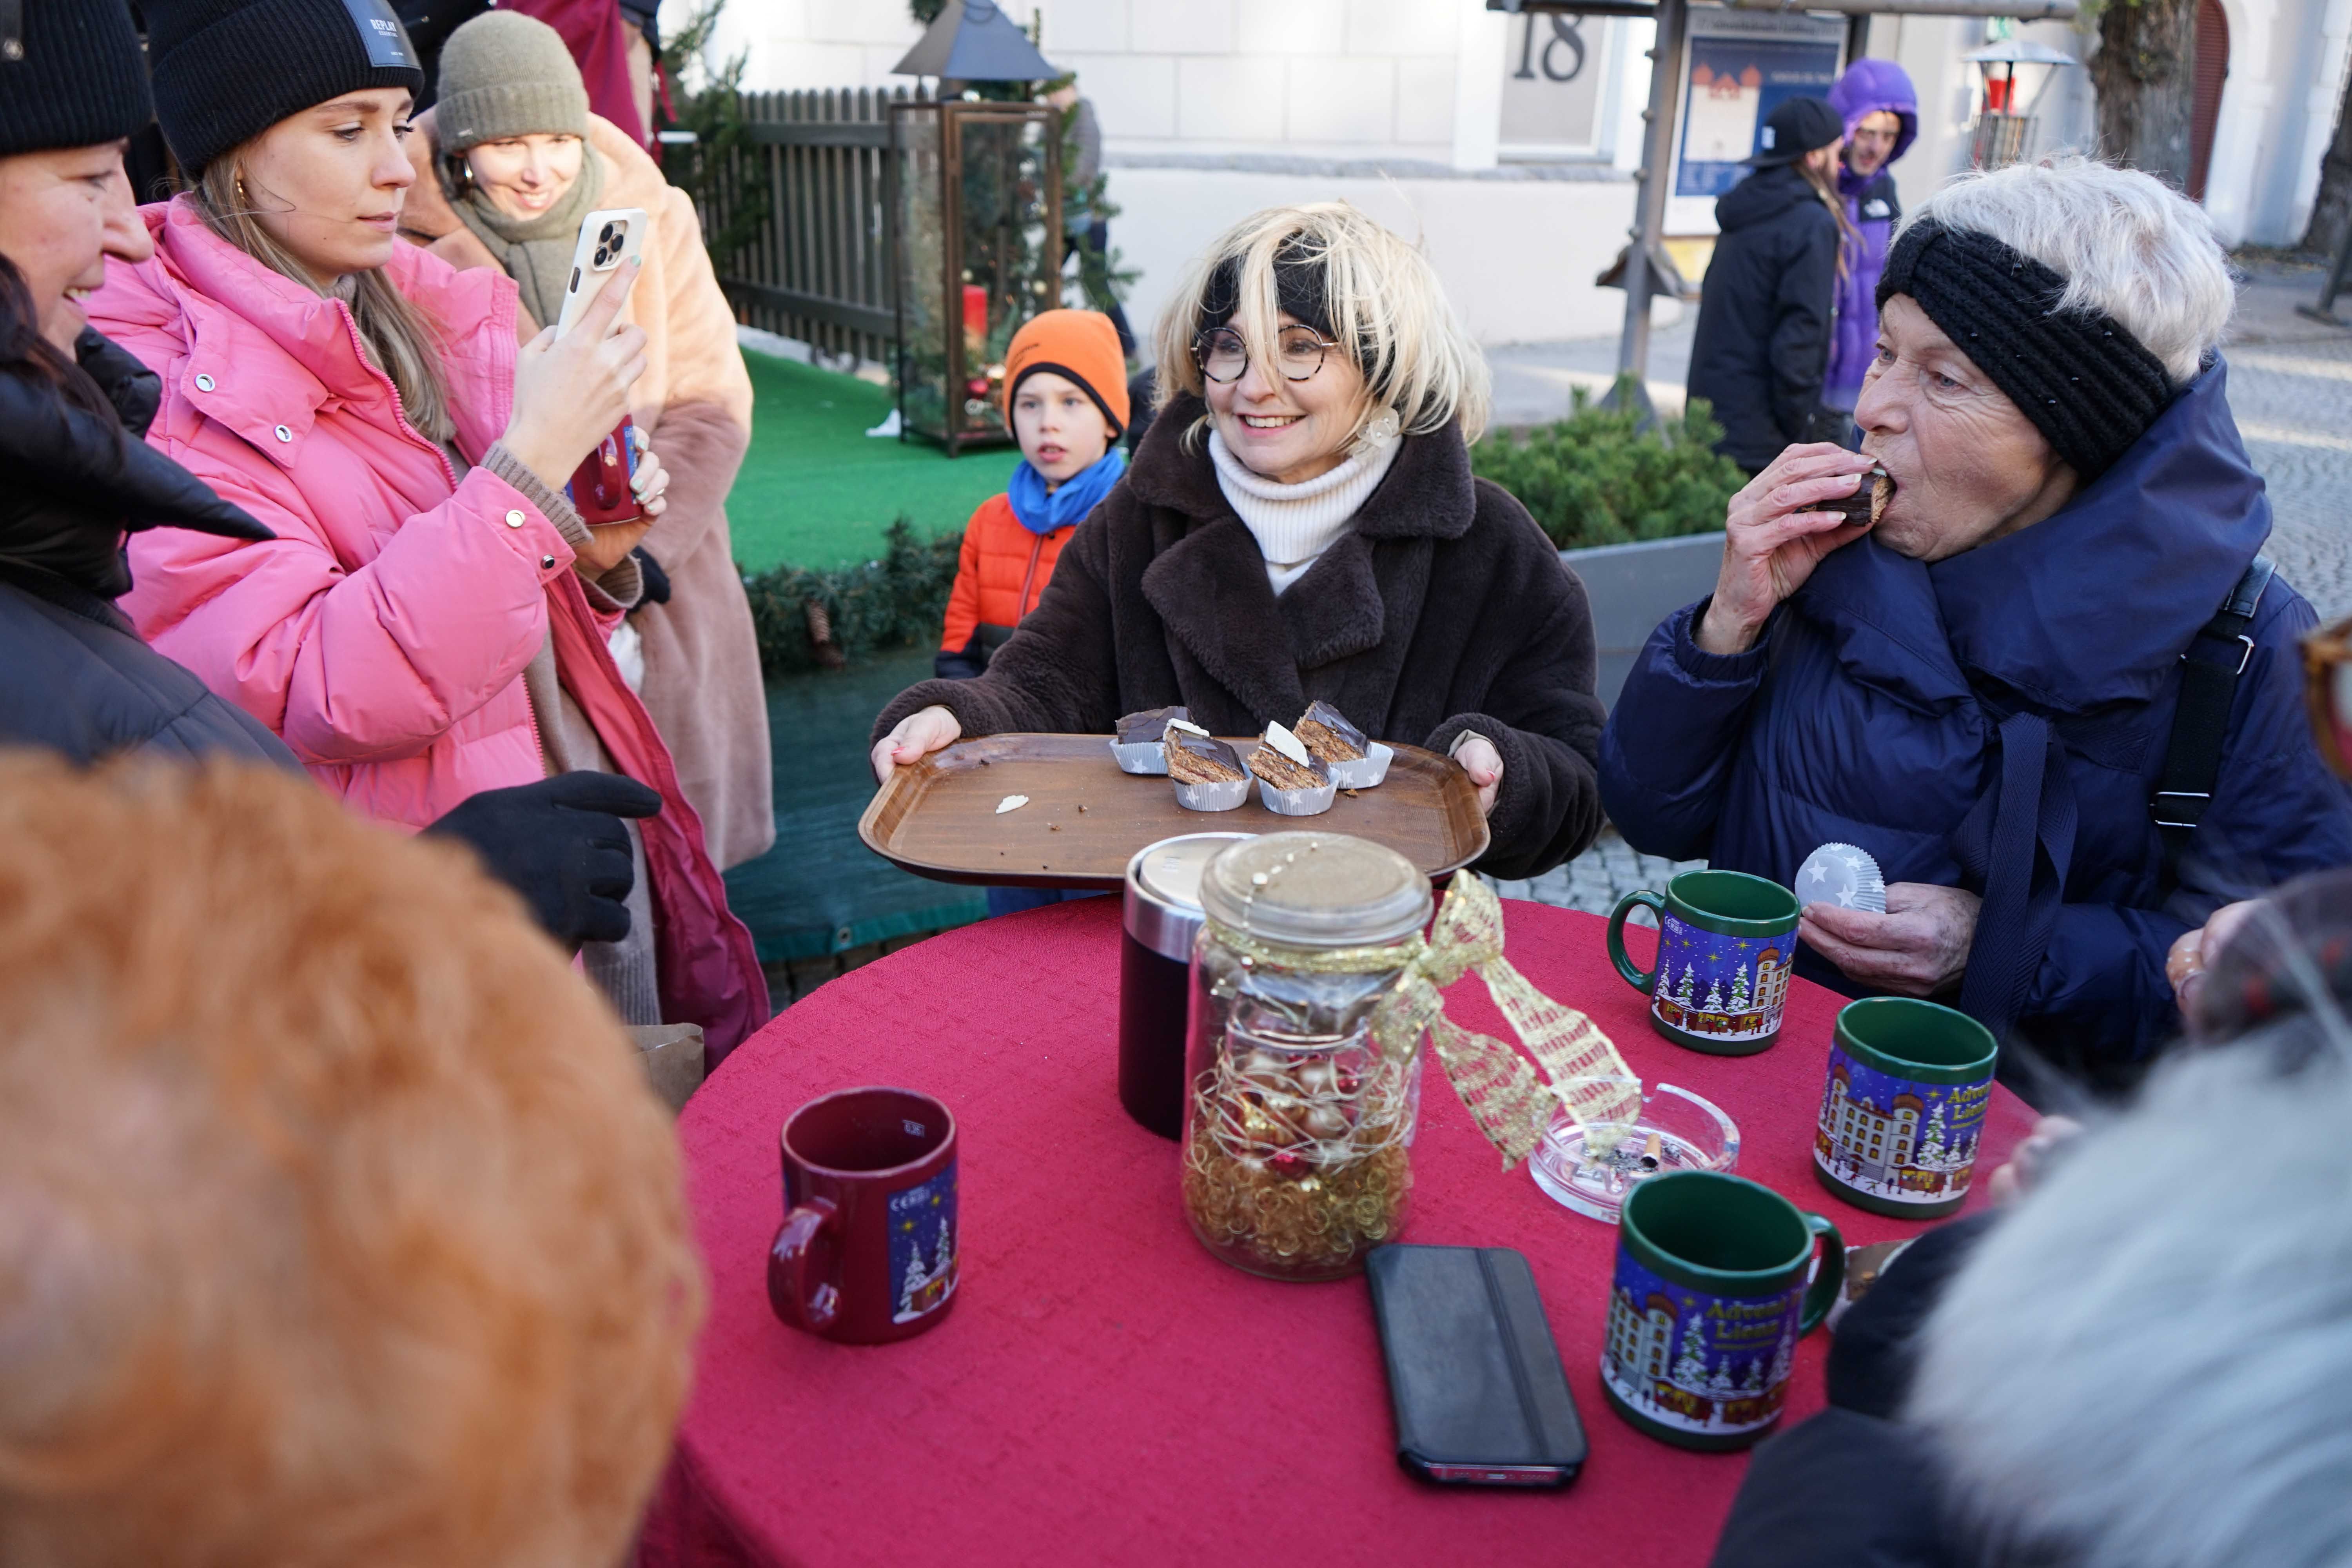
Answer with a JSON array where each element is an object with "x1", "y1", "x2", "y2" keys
[
  {"x1": 1165, "y1": 717, "x2": 1210, "y2": 738},
  {"x1": 995, "y1": 795, "x2": 1031, "y2": 814},
  {"x1": 1263, "y1": 720, "x2": 1312, "y2": 768}
]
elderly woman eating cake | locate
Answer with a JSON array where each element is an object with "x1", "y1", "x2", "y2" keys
[
  {"x1": 1600, "y1": 158, "x2": 2352, "y2": 1075},
  {"x1": 870, "y1": 203, "x2": 1608, "y2": 878}
]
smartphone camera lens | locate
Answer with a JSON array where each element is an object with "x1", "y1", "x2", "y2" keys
[{"x1": 599, "y1": 223, "x2": 617, "y2": 243}]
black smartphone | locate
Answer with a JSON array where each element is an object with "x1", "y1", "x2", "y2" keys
[{"x1": 1364, "y1": 1243, "x2": 1588, "y2": 1488}]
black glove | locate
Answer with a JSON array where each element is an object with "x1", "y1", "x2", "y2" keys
[
  {"x1": 630, "y1": 545, "x2": 673, "y2": 606},
  {"x1": 424, "y1": 773, "x2": 663, "y2": 947}
]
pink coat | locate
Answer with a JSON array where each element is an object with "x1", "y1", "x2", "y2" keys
[{"x1": 91, "y1": 198, "x2": 768, "y2": 1054}]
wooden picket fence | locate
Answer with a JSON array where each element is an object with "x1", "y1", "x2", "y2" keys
[{"x1": 700, "y1": 85, "x2": 931, "y2": 365}]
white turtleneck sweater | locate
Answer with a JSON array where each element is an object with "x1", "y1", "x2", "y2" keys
[{"x1": 1207, "y1": 428, "x2": 1402, "y2": 595}]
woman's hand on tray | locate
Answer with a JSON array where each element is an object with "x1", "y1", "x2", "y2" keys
[
  {"x1": 870, "y1": 706, "x2": 962, "y2": 783},
  {"x1": 1453, "y1": 733, "x2": 1502, "y2": 817}
]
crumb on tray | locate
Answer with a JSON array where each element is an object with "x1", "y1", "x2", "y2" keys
[{"x1": 996, "y1": 794, "x2": 1030, "y2": 814}]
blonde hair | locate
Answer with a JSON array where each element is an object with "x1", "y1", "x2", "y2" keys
[
  {"x1": 1152, "y1": 202, "x2": 1492, "y2": 445},
  {"x1": 0, "y1": 754, "x2": 701, "y2": 1568},
  {"x1": 192, "y1": 154, "x2": 455, "y2": 445},
  {"x1": 1799, "y1": 150, "x2": 1860, "y2": 289}
]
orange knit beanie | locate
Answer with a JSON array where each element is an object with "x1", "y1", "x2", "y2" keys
[{"x1": 1002, "y1": 310, "x2": 1130, "y2": 437}]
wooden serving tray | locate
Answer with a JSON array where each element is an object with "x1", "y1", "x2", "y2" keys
[{"x1": 860, "y1": 733, "x2": 1491, "y2": 888}]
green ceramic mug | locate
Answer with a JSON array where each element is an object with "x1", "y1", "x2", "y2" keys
[
  {"x1": 1600, "y1": 1171, "x2": 1845, "y2": 1452},
  {"x1": 1813, "y1": 996, "x2": 2000, "y2": 1220},
  {"x1": 1607, "y1": 870, "x2": 1803, "y2": 1055}
]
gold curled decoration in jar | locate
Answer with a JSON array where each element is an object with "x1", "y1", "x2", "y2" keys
[{"x1": 1207, "y1": 873, "x2": 1641, "y2": 1168}]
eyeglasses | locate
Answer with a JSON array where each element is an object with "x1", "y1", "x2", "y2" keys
[{"x1": 1194, "y1": 325, "x2": 1341, "y2": 384}]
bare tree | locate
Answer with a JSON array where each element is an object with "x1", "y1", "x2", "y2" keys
[
  {"x1": 2301, "y1": 65, "x2": 2352, "y2": 256},
  {"x1": 2089, "y1": 0, "x2": 2200, "y2": 186}
]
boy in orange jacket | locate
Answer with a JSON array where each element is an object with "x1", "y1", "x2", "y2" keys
[{"x1": 936, "y1": 310, "x2": 1131, "y2": 679}]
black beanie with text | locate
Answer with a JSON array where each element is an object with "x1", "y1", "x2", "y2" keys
[{"x1": 143, "y1": 0, "x2": 425, "y2": 177}]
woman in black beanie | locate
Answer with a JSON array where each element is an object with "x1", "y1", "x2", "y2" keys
[
  {"x1": 1602, "y1": 157, "x2": 2352, "y2": 1079},
  {"x1": 83, "y1": 0, "x2": 770, "y2": 1047}
]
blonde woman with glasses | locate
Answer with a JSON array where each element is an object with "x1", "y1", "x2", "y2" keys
[
  {"x1": 874, "y1": 202, "x2": 1609, "y2": 878},
  {"x1": 87, "y1": 0, "x2": 767, "y2": 1056}
]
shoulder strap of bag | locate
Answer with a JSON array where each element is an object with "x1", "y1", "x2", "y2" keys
[{"x1": 2152, "y1": 554, "x2": 2275, "y2": 880}]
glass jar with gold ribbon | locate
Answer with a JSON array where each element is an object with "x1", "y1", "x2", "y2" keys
[
  {"x1": 1182, "y1": 833, "x2": 1434, "y2": 1281},
  {"x1": 1182, "y1": 833, "x2": 1648, "y2": 1282}
]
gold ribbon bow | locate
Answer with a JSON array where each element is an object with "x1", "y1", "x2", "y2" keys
[
  {"x1": 1210, "y1": 873, "x2": 1642, "y2": 1168},
  {"x1": 1386, "y1": 871, "x2": 1643, "y2": 1167}
]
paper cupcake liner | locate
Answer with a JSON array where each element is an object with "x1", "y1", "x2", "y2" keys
[
  {"x1": 1109, "y1": 737, "x2": 1169, "y2": 776},
  {"x1": 1173, "y1": 758, "x2": 1253, "y2": 812},
  {"x1": 1257, "y1": 776, "x2": 1336, "y2": 817},
  {"x1": 1325, "y1": 742, "x2": 1393, "y2": 790},
  {"x1": 1799, "y1": 841, "x2": 1887, "y2": 915}
]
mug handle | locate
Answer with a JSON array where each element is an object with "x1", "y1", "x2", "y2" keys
[
  {"x1": 1795, "y1": 1211, "x2": 1847, "y2": 1335},
  {"x1": 1607, "y1": 889, "x2": 1668, "y2": 994},
  {"x1": 767, "y1": 1198, "x2": 842, "y2": 1333}
]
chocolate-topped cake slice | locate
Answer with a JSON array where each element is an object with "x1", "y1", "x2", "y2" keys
[
  {"x1": 1827, "y1": 465, "x2": 1893, "y2": 529},
  {"x1": 1247, "y1": 722, "x2": 1330, "y2": 791},
  {"x1": 1167, "y1": 730, "x2": 1245, "y2": 785},
  {"x1": 1292, "y1": 699, "x2": 1367, "y2": 765},
  {"x1": 1116, "y1": 705, "x2": 1190, "y2": 745}
]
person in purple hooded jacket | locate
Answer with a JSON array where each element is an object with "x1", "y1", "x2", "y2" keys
[{"x1": 1822, "y1": 59, "x2": 1919, "y2": 417}]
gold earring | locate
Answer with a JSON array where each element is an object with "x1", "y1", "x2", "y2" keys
[{"x1": 234, "y1": 171, "x2": 247, "y2": 204}]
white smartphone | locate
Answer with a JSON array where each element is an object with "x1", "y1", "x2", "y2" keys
[
  {"x1": 553, "y1": 206, "x2": 650, "y2": 337},
  {"x1": 552, "y1": 206, "x2": 651, "y2": 526}
]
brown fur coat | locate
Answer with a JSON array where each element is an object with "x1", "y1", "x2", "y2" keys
[{"x1": 874, "y1": 399, "x2": 1607, "y2": 878}]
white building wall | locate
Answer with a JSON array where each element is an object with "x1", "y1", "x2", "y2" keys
[
  {"x1": 1103, "y1": 164, "x2": 1650, "y2": 353},
  {"x1": 673, "y1": 0, "x2": 2343, "y2": 348}
]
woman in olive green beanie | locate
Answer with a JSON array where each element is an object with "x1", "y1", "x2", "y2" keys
[
  {"x1": 433, "y1": 9, "x2": 608, "y2": 333},
  {"x1": 401, "y1": 7, "x2": 777, "y2": 873}
]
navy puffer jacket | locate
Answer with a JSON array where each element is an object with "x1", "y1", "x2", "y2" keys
[{"x1": 1599, "y1": 362, "x2": 2352, "y2": 1068}]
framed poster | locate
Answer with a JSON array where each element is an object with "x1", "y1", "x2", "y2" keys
[{"x1": 1669, "y1": 11, "x2": 1844, "y2": 218}]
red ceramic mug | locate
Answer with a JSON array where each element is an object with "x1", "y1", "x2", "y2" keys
[{"x1": 768, "y1": 1086, "x2": 959, "y2": 1345}]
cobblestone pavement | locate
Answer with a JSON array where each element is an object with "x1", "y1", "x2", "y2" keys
[{"x1": 1501, "y1": 258, "x2": 2352, "y2": 917}]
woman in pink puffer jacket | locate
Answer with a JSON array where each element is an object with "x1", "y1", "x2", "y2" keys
[{"x1": 89, "y1": 0, "x2": 765, "y2": 1056}]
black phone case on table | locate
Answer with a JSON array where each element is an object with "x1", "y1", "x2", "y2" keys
[{"x1": 1364, "y1": 1243, "x2": 1588, "y2": 1488}]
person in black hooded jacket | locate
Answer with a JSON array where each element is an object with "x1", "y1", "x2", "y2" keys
[
  {"x1": 0, "y1": 0, "x2": 657, "y2": 949},
  {"x1": 1686, "y1": 96, "x2": 1853, "y2": 474}
]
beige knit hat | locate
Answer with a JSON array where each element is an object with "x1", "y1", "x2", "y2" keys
[{"x1": 434, "y1": 9, "x2": 589, "y2": 152}]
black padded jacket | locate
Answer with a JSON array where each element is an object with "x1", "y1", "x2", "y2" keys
[
  {"x1": 1686, "y1": 163, "x2": 1845, "y2": 471},
  {"x1": 0, "y1": 329, "x2": 288, "y2": 765}
]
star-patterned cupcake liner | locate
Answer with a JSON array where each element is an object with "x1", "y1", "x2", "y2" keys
[{"x1": 1796, "y1": 842, "x2": 1886, "y2": 915}]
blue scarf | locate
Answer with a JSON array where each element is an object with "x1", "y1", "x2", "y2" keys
[{"x1": 1006, "y1": 446, "x2": 1126, "y2": 536}]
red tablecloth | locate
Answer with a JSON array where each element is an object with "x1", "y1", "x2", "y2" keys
[{"x1": 639, "y1": 898, "x2": 2035, "y2": 1568}]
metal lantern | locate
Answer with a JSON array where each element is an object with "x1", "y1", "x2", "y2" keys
[
  {"x1": 1962, "y1": 37, "x2": 2076, "y2": 169},
  {"x1": 887, "y1": 2, "x2": 1063, "y2": 455},
  {"x1": 888, "y1": 100, "x2": 1062, "y2": 454}
]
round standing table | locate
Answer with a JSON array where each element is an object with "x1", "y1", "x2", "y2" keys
[{"x1": 638, "y1": 897, "x2": 2035, "y2": 1567}]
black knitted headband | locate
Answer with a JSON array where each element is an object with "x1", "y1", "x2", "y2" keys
[{"x1": 1877, "y1": 220, "x2": 2176, "y2": 481}]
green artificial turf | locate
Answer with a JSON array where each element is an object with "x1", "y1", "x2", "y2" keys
[{"x1": 725, "y1": 350, "x2": 1014, "y2": 573}]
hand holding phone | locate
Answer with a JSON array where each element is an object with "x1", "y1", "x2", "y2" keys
[
  {"x1": 554, "y1": 208, "x2": 652, "y2": 527},
  {"x1": 499, "y1": 258, "x2": 646, "y2": 498}
]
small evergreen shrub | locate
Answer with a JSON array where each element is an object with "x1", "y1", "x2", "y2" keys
[
  {"x1": 741, "y1": 518, "x2": 963, "y2": 676},
  {"x1": 1471, "y1": 380, "x2": 1746, "y2": 552}
]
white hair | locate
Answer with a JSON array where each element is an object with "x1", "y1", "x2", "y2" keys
[
  {"x1": 1909, "y1": 1031, "x2": 2352, "y2": 1568},
  {"x1": 1904, "y1": 157, "x2": 2234, "y2": 386}
]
